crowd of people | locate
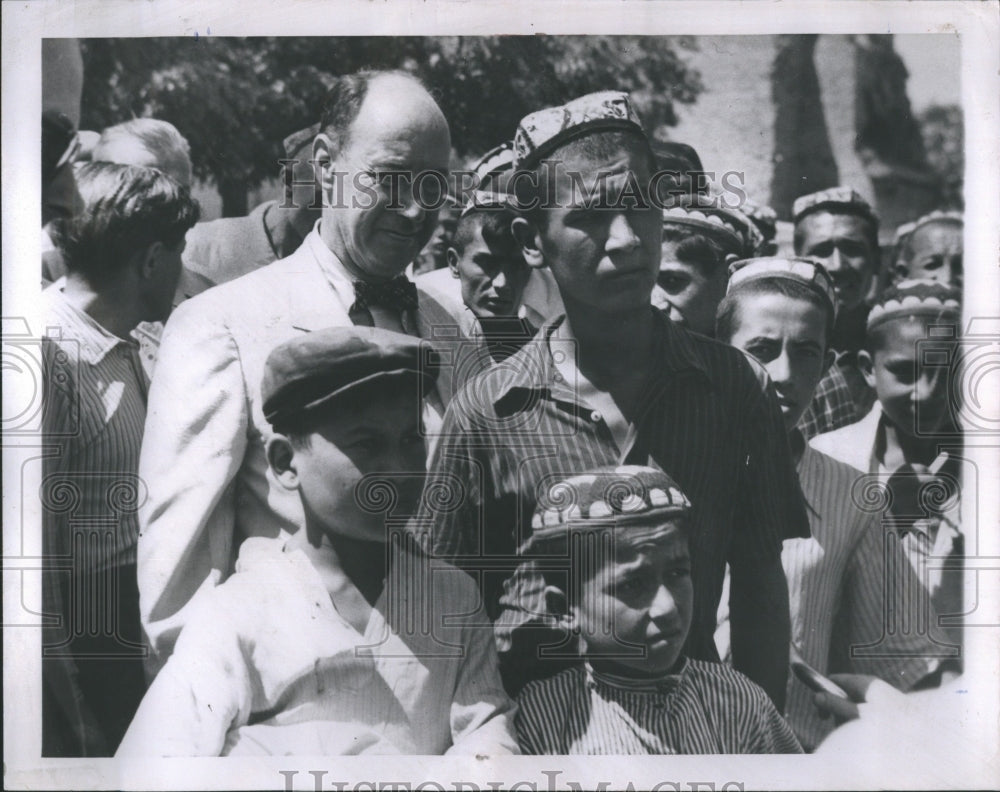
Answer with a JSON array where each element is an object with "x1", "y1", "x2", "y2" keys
[{"x1": 39, "y1": 68, "x2": 967, "y2": 759}]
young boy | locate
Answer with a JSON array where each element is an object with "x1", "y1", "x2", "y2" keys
[
  {"x1": 811, "y1": 279, "x2": 964, "y2": 646},
  {"x1": 117, "y1": 327, "x2": 517, "y2": 756},
  {"x1": 514, "y1": 465, "x2": 802, "y2": 755},
  {"x1": 653, "y1": 199, "x2": 760, "y2": 337},
  {"x1": 715, "y1": 259, "x2": 949, "y2": 749},
  {"x1": 891, "y1": 211, "x2": 963, "y2": 289}
]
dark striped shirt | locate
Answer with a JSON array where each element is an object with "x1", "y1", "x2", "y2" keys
[
  {"x1": 515, "y1": 658, "x2": 803, "y2": 754},
  {"x1": 417, "y1": 311, "x2": 809, "y2": 681}
]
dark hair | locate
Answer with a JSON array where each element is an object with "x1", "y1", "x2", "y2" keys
[
  {"x1": 513, "y1": 129, "x2": 656, "y2": 227},
  {"x1": 319, "y1": 69, "x2": 426, "y2": 158},
  {"x1": 661, "y1": 225, "x2": 731, "y2": 276},
  {"x1": 58, "y1": 162, "x2": 200, "y2": 288},
  {"x1": 450, "y1": 206, "x2": 522, "y2": 258},
  {"x1": 715, "y1": 277, "x2": 835, "y2": 349},
  {"x1": 792, "y1": 207, "x2": 880, "y2": 260}
]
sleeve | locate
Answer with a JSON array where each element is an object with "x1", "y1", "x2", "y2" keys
[
  {"x1": 728, "y1": 362, "x2": 805, "y2": 711},
  {"x1": 751, "y1": 696, "x2": 805, "y2": 754},
  {"x1": 446, "y1": 584, "x2": 520, "y2": 755},
  {"x1": 115, "y1": 592, "x2": 253, "y2": 756},
  {"x1": 136, "y1": 297, "x2": 249, "y2": 669},
  {"x1": 834, "y1": 512, "x2": 942, "y2": 689},
  {"x1": 416, "y1": 390, "x2": 489, "y2": 563}
]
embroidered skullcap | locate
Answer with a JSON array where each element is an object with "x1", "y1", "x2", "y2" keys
[
  {"x1": 792, "y1": 185, "x2": 878, "y2": 228},
  {"x1": 727, "y1": 256, "x2": 838, "y2": 321},
  {"x1": 513, "y1": 91, "x2": 646, "y2": 171},
  {"x1": 459, "y1": 142, "x2": 519, "y2": 217},
  {"x1": 866, "y1": 279, "x2": 961, "y2": 332},
  {"x1": 741, "y1": 199, "x2": 778, "y2": 245},
  {"x1": 662, "y1": 196, "x2": 763, "y2": 259},
  {"x1": 521, "y1": 465, "x2": 691, "y2": 554},
  {"x1": 894, "y1": 210, "x2": 964, "y2": 246}
]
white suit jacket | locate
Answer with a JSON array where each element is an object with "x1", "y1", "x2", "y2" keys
[{"x1": 138, "y1": 229, "x2": 460, "y2": 667}]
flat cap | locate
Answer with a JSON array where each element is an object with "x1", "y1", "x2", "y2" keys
[
  {"x1": 522, "y1": 465, "x2": 691, "y2": 554},
  {"x1": 792, "y1": 185, "x2": 878, "y2": 227},
  {"x1": 282, "y1": 123, "x2": 320, "y2": 159},
  {"x1": 513, "y1": 90, "x2": 646, "y2": 171},
  {"x1": 261, "y1": 326, "x2": 438, "y2": 429}
]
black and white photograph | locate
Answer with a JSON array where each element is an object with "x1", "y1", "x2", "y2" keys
[{"x1": 3, "y1": 1, "x2": 998, "y2": 789}]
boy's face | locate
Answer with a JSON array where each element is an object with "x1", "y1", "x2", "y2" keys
[
  {"x1": 571, "y1": 529, "x2": 692, "y2": 676},
  {"x1": 449, "y1": 219, "x2": 530, "y2": 319},
  {"x1": 864, "y1": 317, "x2": 954, "y2": 436},
  {"x1": 795, "y1": 211, "x2": 877, "y2": 311},
  {"x1": 727, "y1": 292, "x2": 833, "y2": 432},
  {"x1": 535, "y1": 144, "x2": 661, "y2": 315},
  {"x1": 904, "y1": 221, "x2": 962, "y2": 289},
  {"x1": 291, "y1": 388, "x2": 427, "y2": 543},
  {"x1": 655, "y1": 239, "x2": 729, "y2": 336}
]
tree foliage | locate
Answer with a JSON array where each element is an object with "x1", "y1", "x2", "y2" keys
[{"x1": 80, "y1": 36, "x2": 702, "y2": 215}]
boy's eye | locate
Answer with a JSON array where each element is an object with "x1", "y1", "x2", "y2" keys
[{"x1": 746, "y1": 342, "x2": 778, "y2": 363}]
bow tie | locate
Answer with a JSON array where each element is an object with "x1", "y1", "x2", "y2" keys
[{"x1": 351, "y1": 277, "x2": 419, "y2": 316}]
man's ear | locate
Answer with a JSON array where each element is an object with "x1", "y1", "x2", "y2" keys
[
  {"x1": 511, "y1": 217, "x2": 545, "y2": 269},
  {"x1": 822, "y1": 347, "x2": 837, "y2": 375},
  {"x1": 138, "y1": 240, "x2": 165, "y2": 281},
  {"x1": 446, "y1": 247, "x2": 460, "y2": 277},
  {"x1": 312, "y1": 133, "x2": 337, "y2": 194},
  {"x1": 543, "y1": 584, "x2": 574, "y2": 631},
  {"x1": 266, "y1": 435, "x2": 299, "y2": 490},
  {"x1": 857, "y1": 349, "x2": 876, "y2": 389}
]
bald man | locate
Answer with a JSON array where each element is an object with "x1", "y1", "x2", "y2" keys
[{"x1": 137, "y1": 70, "x2": 458, "y2": 670}]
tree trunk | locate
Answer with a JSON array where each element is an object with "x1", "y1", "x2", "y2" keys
[
  {"x1": 218, "y1": 177, "x2": 249, "y2": 218},
  {"x1": 770, "y1": 35, "x2": 839, "y2": 220}
]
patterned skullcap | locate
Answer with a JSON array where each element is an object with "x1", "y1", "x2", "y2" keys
[
  {"x1": 727, "y1": 256, "x2": 838, "y2": 321},
  {"x1": 522, "y1": 465, "x2": 691, "y2": 554},
  {"x1": 460, "y1": 142, "x2": 519, "y2": 217},
  {"x1": 513, "y1": 91, "x2": 646, "y2": 170},
  {"x1": 792, "y1": 185, "x2": 878, "y2": 228},
  {"x1": 741, "y1": 200, "x2": 778, "y2": 245},
  {"x1": 867, "y1": 279, "x2": 961, "y2": 332},
  {"x1": 662, "y1": 196, "x2": 763, "y2": 259},
  {"x1": 894, "y1": 209, "x2": 964, "y2": 246}
]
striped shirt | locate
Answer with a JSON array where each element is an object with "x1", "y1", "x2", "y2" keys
[
  {"x1": 515, "y1": 658, "x2": 802, "y2": 754},
  {"x1": 417, "y1": 311, "x2": 809, "y2": 686},
  {"x1": 784, "y1": 436, "x2": 943, "y2": 750},
  {"x1": 41, "y1": 281, "x2": 149, "y2": 573}
]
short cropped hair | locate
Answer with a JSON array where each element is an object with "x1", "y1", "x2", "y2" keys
[
  {"x1": 319, "y1": 69, "x2": 426, "y2": 158},
  {"x1": 59, "y1": 162, "x2": 200, "y2": 288},
  {"x1": 715, "y1": 276, "x2": 836, "y2": 351},
  {"x1": 451, "y1": 207, "x2": 522, "y2": 258},
  {"x1": 512, "y1": 129, "x2": 656, "y2": 227},
  {"x1": 93, "y1": 118, "x2": 193, "y2": 187}
]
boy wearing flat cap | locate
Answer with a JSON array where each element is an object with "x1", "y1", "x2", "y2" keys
[
  {"x1": 514, "y1": 465, "x2": 802, "y2": 754},
  {"x1": 118, "y1": 327, "x2": 517, "y2": 756}
]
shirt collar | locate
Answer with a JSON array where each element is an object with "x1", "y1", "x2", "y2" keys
[
  {"x1": 585, "y1": 655, "x2": 690, "y2": 696},
  {"x1": 489, "y1": 309, "x2": 711, "y2": 411},
  {"x1": 44, "y1": 280, "x2": 136, "y2": 365}
]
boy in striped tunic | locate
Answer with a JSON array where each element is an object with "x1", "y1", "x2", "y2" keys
[{"x1": 514, "y1": 465, "x2": 802, "y2": 754}]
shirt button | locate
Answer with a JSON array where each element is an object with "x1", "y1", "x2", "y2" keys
[{"x1": 590, "y1": 410, "x2": 602, "y2": 423}]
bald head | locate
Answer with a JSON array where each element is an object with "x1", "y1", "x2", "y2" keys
[{"x1": 313, "y1": 70, "x2": 452, "y2": 281}]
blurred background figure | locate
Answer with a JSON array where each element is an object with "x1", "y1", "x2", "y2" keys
[
  {"x1": 891, "y1": 210, "x2": 963, "y2": 289},
  {"x1": 92, "y1": 118, "x2": 193, "y2": 187},
  {"x1": 411, "y1": 194, "x2": 458, "y2": 276}
]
